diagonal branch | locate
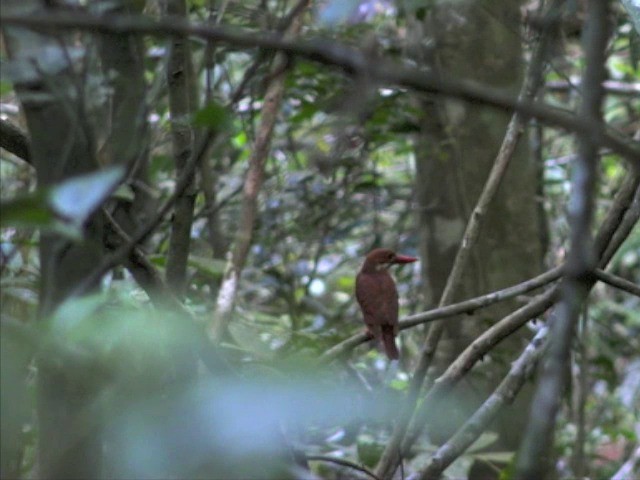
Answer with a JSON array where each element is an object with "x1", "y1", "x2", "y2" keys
[
  {"x1": 208, "y1": 3, "x2": 308, "y2": 341},
  {"x1": 418, "y1": 326, "x2": 550, "y2": 480},
  {"x1": 593, "y1": 269, "x2": 640, "y2": 297},
  {"x1": 515, "y1": 2, "x2": 611, "y2": 476},
  {"x1": 0, "y1": 119, "x2": 31, "y2": 163},
  {"x1": 70, "y1": 129, "x2": 218, "y2": 298}
]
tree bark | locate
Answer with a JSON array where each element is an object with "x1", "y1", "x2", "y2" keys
[
  {"x1": 413, "y1": 1, "x2": 545, "y2": 477},
  {"x1": 3, "y1": 2, "x2": 106, "y2": 478},
  {"x1": 165, "y1": 0, "x2": 198, "y2": 297}
]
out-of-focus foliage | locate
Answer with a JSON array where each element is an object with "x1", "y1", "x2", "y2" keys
[
  {"x1": 1, "y1": 167, "x2": 124, "y2": 239},
  {"x1": 1, "y1": 0, "x2": 639, "y2": 478}
]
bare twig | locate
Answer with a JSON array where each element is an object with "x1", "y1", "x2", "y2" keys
[
  {"x1": 515, "y1": 2, "x2": 611, "y2": 477},
  {"x1": 599, "y1": 179, "x2": 640, "y2": 264},
  {"x1": 306, "y1": 455, "x2": 381, "y2": 480},
  {"x1": 419, "y1": 326, "x2": 549, "y2": 480},
  {"x1": 593, "y1": 268, "x2": 640, "y2": 297},
  {"x1": 208, "y1": 3, "x2": 308, "y2": 341},
  {"x1": 402, "y1": 287, "x2": 559, "y2": 457},
  {"x1": 546, "y1": 79, "x2": 640, "y2": 96},
  {"x1": 0, "y1": 119, "x2": 31, "y2": 163},
  {"x1": 3, "y1": 11, "x2": 639, "y2": 163}
]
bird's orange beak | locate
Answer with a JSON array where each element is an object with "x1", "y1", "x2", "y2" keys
[{"x1": 394, "y1": 254, "x2": 418, "y2": 264}]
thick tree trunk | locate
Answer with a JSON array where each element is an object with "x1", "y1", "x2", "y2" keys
[
  {"x1": 3, "y1": 3, "x2": 106, "y2": 478},
  {"x1": 413, "y1": 1, "x2": 545, "y2": 476}
]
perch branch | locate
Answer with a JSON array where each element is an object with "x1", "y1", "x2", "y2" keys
[{"x1": 320, "y1": 266, "x2": 562, "y2": 363}]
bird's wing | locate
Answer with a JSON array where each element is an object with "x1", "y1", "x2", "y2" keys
[{"x1": 355, "y1": 272, "x2": 399, "y2": 327}]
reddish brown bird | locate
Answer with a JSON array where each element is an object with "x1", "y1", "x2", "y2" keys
[{"x1": 355, "y1": 248, "x2": 418, "y2": 360}]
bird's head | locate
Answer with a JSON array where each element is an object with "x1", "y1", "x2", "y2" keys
[{"x1": 362, "y1": 248, "x2": 418, "y2": 272}]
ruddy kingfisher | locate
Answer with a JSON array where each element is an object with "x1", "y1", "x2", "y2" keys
[{"x1": 355, "y1": 248, "x2": 417, "y2": 360}]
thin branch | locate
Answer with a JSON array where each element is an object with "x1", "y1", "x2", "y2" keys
[
  {"x1": 515, "y1": 2, "x2": 611, "y2": 477},
  {"x1": 599, "y1": 179, "x2": 640, "y2": 264},
  {"x1": 546, "y1": 79, "x2": 640, "y2": 96},
  {"x1": 402, "y1": 287, "x2": 559, "y2": 456},
  {"x1": 594, "y1": 268, "x2": 640, "y2": 297},
  {"x1": 611, "y1": 445, "x2": 640, "y2": 480},
  {"x1": 3, "y1": 11, "x2": 639, "y2": 164},
  {"x1": 320, "y1": 266, "x2": 562, "y2": 363},
  {"x1": 418, "y1": 326, "x2": 549, "y2": 480},
  {"x1": 208, "y1": 3, "x2": 308, "y2": 341},
  {"x1": 306, "y1": 455, "x2": 381, "y2": 480},
  {"x1": 102, "y1": 208, "x2": 184, "y2": 312},
  {"x1": 0, "y1": 119, "x2": 31, "y2": 163}
]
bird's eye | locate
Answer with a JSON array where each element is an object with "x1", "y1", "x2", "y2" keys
[{"x1": 388, "y1": 253, "x2": 394, "y2": 260}]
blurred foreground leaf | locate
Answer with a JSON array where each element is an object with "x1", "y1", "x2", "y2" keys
[
  {"x1": 0, "y1": 167, "x2": 124, "y2": 239},
  {"x1": 32, "y1": 295, "x2": 397, "y2": 478}
]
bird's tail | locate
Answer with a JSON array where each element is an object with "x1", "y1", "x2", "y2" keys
[{"x1": 381, "y1": 325, "x2": 399, "y2": 360}]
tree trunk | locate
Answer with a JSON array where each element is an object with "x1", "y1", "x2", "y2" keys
[
  {"x1": 413, "y1": 1, "x2": 546, "y2": 476},
  {"x1": 3, "y1": 3, "x2": 106, "y2": 478}
]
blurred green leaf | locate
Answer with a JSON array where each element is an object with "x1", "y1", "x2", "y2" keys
[
  {"x1": 0, "y1": 80, "x2": 13, "y2": 95},
  {"x1": 470, "y1": 451, "x2": 515, "y2": 464},
  {"x1": 188, "y1": 255, "x2": 226, "y2": 278},
  {"x1": 1, "y1": 167, "x2": 124, "y2": 239},
  {"x1": 193, "y1": 101, "x2": 231, "y2": 130},
  {"x1": 50, "y1": 166, "x2": 124, "y2": 223},
  {"x1": 232, "y1": 131, "x2": 247, "y2": 148},
  {"x1": 0, "y1": 191, "x2": 54, "y2": 228},
  {"x1": 467, "y1": 431, "x2": 499, "y2": 453},
  {"x1": 336, "y1": 275, "x2": 355, "y2": 290},
  {"x1": 0, "y1": 192, "x2": 81, "y2": 239},
  {"x1": 357, "y1": 434, "x2": 385, "y2": 467}
]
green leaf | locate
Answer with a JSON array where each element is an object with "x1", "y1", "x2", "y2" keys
[
  {"x1": 50, "y1": 166, "x2": 125, "y2": 225},
  {"x1": 1, "y1": 167, "x2": 124, "y2": 239},
  {"x1": 470, "y1": 451, "x2": 515, "y2": 464},
  {"x1": 0, "y1": 191, "x2": 53, "y2": 228},
  {"x1": 467, "y1": 431, "x2": 499, "y2": 453},
  {"x1": 357, "y1": 434, "x2": 385, "y2": 467},
  {"x1": 232, "y1": 131, "x2": 247, "y2": 148},
  {"x1": 0, "y1": 191, "x2": 81, "y2": 239},
  {"x1": 188, "y1": 255, "x2": 226, "y2": 278},
  {"x1": 336, "y1": 275, "x2": 355, "y2": 290},
  {"x1": 0, "y1": 80, "x2": 13, "y2": 95},
  {"x1": 193, "y1": 101, "x2": 231, "y2": 130}
]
